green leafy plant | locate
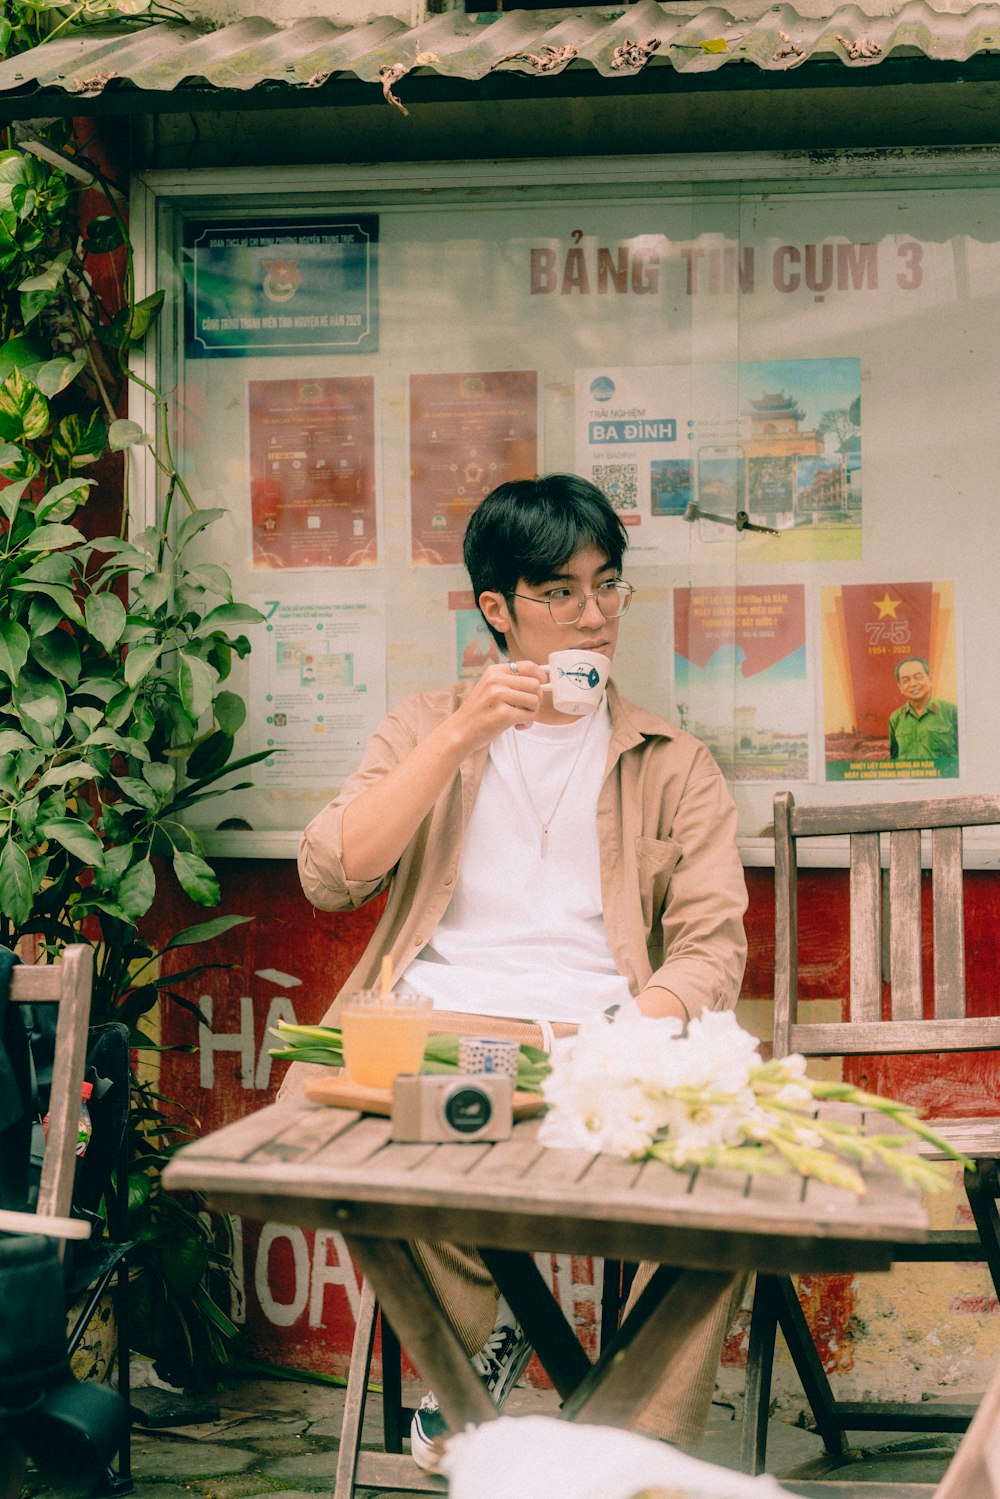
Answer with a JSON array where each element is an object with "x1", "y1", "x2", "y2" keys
[{"x1": 0, "y1": 50, "x2": 266, "y2": 1378}]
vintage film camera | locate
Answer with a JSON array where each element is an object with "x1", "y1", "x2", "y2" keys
[{"x1": 390, "y1": 1072, "x2": 513, "y2": 1143}]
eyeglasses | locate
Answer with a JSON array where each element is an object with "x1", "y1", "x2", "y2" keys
[{"x1": 510, "y1": 580, "x2": 635, "y2": 625}]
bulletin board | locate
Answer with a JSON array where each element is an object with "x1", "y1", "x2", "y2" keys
[{"x1": 135, "y1": 153, "x2": 999, "y2": 859}]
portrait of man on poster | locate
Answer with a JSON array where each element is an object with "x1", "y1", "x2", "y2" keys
[{"x1": 888, "y1": 655, "x2": 959, "y2": 764}]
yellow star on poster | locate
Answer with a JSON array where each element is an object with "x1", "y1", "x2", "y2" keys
[{"x1": 873, "y1": 592, "x2": 902, "y2": 618}]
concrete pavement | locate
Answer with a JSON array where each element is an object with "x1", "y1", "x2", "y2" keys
[{"x1": 19, "y1": 1374, "x2": 959, "y2": 1498}]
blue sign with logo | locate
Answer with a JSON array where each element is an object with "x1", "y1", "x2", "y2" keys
[{"x1": 184, "y1": 216, "x2": 378, "y2": 358}]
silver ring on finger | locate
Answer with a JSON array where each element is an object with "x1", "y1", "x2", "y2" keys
[{"x1": 509, "y1": 660, "x2": 519, "y2": 675}]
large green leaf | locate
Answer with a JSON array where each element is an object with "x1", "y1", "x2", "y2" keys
[
  {"x1": 124, "y1": 640, "x2": 162, "y2": 689},
  {"x1": 173, "y1": 849, "x2": 220, "y2": 904},
  {"x1": 84, "y1": 214, "x2": 126, "y2": 254},
  {"x1": 0, "y1": 476, "x2": 30, "y2": 520},
  {"x1": 134, "y1": 572, "x2": 171, "y2": 613},
  {"x1": 85, "y1": 590, "x2": 126, "y2": 651},
  {"x1": 214, "y1": 689, "x2": 247, "y2": 736},
  {"x1": 0, "y1": 729, "x2": 30, "y2": 754},
  {"x1": 34, "y1": 350, "x2": 86, "y2": 398},
  {"x1": 18, "y1": 552, "x2": 73, "y2": 585},
  {"x1": 38, "y1": 817, "x2": 105, "y2": 866},
  {"x1": 17, "y1": 252, "x2": 71, "y2": 298},
  {"x1": 18, "y1": 248, "x2": 71, "y2": 326},
  {"x1": 36, "y1": 477, "x2": 96, "y2": 523},
  {"x1": 177, "y1": 650, "x2": 214, "y2": 719},
  {"x1": 196, "y1": 602, "x2": 264, "y2": 634},
  {"x1": 114, "y1": 775, "x2": 159, "y2": 811},
  {"x1": 51, "y1": 409, "x2": 107, "y2": 467},
  {"x1": 108, "y1": 418, "x2": 147, "y2": 451},
  {"x1": 176, "y1": 508, "x2": 226, "y2": 551},
  {"x1": 0, "y1": 619, "x2": 29, "y2": 682},
  {"x1": 119, "y1": 858, "x2": 156, "y2": 920},
  {"x1": 187, "y1": 563, "x2": 233, "y2": 598},
  {"x1": 0, "y1": 331, "x2": 48, "y2": 383},
  {"x1": 12, "y1": 667, "x2": 66, "y2": 747},
  {"x1": 142, "y1": 761, "x2": 175, "y2": 796},
  {"x1": 161, "y1": 913, "x2": 252, "y2": 951},
  {"x1": 30, "y1": 627, "x2": 81, "y2": 687},
  {"x1": 126, "y1": 289, "x2": 165, "y2": 346},
  {"x1": 185, "y1": 730, "x2": 234, "y2": 782},
  {"x1": 0, "y1": 368, "x2": 49, "y2": 443},
  {"x1": 20, "y1": 522, "x2": 86, "y2": 554},
  {"x1": 0, "y1": 840, "x2": 32, "y2": 926},
  {"x1": 0, "y1": 445, "x2": 38, "y2": 483},
  {"x1": 11, "y1": 581, "x2": 84, "y2": 626},
  {"x1": 33, "y1": 760, "x2": 96, "y2": 792}
]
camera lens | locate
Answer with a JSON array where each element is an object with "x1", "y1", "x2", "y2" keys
[{"x1": 443, "y1": 1084, "x2": 493, "y2": 1134}]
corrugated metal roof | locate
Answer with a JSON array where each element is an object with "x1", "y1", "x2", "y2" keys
[{"x1": 2, "y1": 1, "x2": 1000, "y2": 113}]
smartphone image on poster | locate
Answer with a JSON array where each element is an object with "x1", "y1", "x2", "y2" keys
[{"x1": 696, "y1": 445, "x2": 745, "y2": 541}]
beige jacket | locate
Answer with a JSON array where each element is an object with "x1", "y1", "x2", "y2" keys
[{"x1": 296, "y1": 679, "x2": 748, "y2": 1026}]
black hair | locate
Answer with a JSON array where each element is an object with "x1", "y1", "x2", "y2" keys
[
  {"x1": 463, "y1": 474, "x2": 628, "y2": 650},
  {"x1": 895, "y1": 656, "x2": 931, "y2": 681}
]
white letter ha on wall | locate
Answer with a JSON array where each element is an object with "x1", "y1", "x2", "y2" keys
[
  {"x1": 199, "y1": 994, "x2": 255, "y2": 1090},
  {"x1": 197, "y1": 993, "x2": 300, "y2": 1090}
]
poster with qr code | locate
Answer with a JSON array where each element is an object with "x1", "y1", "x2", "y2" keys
[{"x1": 576, "y1": 361, "x2": 861, "y2": 562}]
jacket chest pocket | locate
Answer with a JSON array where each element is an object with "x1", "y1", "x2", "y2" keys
[{"x1": 635, "y1": 834, "x2": 682, "y2": 931}]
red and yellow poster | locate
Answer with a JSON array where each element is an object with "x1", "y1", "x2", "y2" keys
[
  {"x1": 248, "y1": 377, "x2": 377, "y2": 569},
  {"x1": 409, "y1": 370, "x2": 538, "y2": 565},
  {"x1": 822, "y1": 581, "x2": 959, "y2": 780}
]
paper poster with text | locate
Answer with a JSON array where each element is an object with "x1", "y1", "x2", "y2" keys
[
  {"x1": 674, "y1": 585, "x2": 809, "y2": 782},
  {"x1": 576, "y1": 359, "x2": 861, "y2": 562},
  {"x1": 184, "y1": 216, "x2": 377, "y2": 357},
  {"x1": 410, "y1": 371, "x2": 538, "y2": 565},
  {"x1": 248, "y1": 377, "x2": 378, "y2": 569},
  {"x1": 822, "y1": 581, "x2": 958, "y2": 781},
  {"x1": 247, "y1": 596, "x2": 386, "y2": 795},
  {"x1": 452, "y1": 592, "x2": 501, "y2": 680}
]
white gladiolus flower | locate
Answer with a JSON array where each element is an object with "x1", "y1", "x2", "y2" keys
[{"x1": 534, "y1": 1007, "x2": 959, "y2": 1197}]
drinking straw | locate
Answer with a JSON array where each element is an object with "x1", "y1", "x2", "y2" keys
[{"x1": 380, "y1": 954, "x2": 392, "y2": 996}]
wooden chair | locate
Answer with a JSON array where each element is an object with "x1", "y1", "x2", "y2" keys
[
  {"x1": 0, "y1": 946, "x2": 132, "y2": 1497},
  {"x1": 742, "y1": 791, "x2": 1000, "y2": 1476}
]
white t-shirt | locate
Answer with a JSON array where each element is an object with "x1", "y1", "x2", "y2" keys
[{"x1": 402, "y1": 700, "x2": 636, "y2": 1022}]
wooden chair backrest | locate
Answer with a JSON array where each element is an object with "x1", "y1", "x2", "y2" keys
[
  {"x1": 7, "y1": 945, "x2": 93, "y2": 1222},
  {"x1": 773, "y1": 791, "x2": 1000, "y2": 1061}
]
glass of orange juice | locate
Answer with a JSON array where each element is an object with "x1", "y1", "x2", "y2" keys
[{"x1": 340, "y1": 988, "x2": 433, "y2": 1090}]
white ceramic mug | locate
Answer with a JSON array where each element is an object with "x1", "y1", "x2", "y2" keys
[{"x1": 542, "y1": 649, "x2": 610, "y2": 716}]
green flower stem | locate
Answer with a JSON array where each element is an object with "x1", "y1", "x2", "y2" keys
[{"x1": 269, "y1": 1022, "x2": 551, "y2": 1092}]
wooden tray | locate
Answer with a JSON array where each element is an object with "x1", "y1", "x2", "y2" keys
[{"x1": 303, "y1": 1073, "x2": 545, "y2": 1120}]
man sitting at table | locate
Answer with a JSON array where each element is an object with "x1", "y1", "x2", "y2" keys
[{"x1": 285, "y1": 472, "x2": 748, "y2": 1473}]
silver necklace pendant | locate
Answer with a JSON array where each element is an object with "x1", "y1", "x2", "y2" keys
[{"x1": 511, "y1": 710, "x2": 596, "y2": 859}]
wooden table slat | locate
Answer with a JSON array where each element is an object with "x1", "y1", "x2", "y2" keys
[
  {"x1": 631, "y1": 1157, "x2": 697, "y2": 1202},
  {"x1": 311, "y1": 1116, "x2": 394, "y2": 1168},
  {"x1": 744, "y1": 1171, "x2": 807, "y2": 1206},
  {"x1": 519, "y1": 1144, "x2": 598, "y2": 1187},
  {"x1": 463, "y1": 1135, "x2": 547, "y2": 1181},
  {"x1": 254, "y1": 1104, "x2": 361, "y2": 1161},
  {"x1": 688, "y1": 1167, "x2": 752, "y2": 1205},
  {"x1": 366, "y1": 1140, "x2": 440, "y2": 1173},
  {"x1": 576, "y1": 1153, "x2": 647, "y2": 1196},
  {"x1": 407, "y1": 1142, "x2": 493, "y2": 1179},
  {"x1": 174, "y1": 1099, "x2": 306, "y2": 1162}
]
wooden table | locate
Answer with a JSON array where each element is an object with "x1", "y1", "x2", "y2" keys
[{"x1": 164, "y1": 1097, "x2": 928, "y2": 1495}]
